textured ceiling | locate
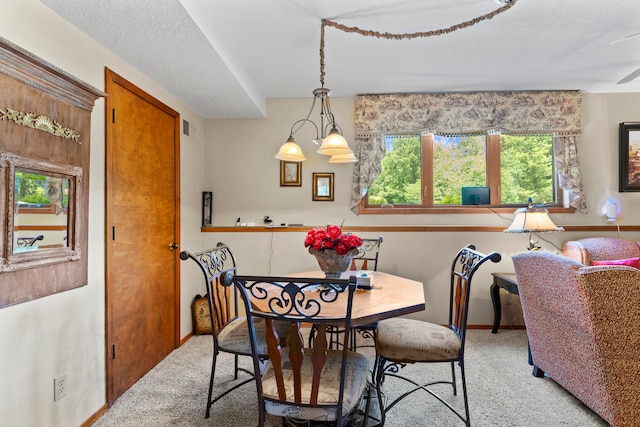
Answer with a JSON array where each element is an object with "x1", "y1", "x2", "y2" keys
[{"x1": 40, "y1": 0, "x2": 640, "y2": 118}]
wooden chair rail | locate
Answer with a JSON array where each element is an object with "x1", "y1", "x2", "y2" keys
[{"x1": 202, "y1": 225, "x2": 639, "y2": 233}]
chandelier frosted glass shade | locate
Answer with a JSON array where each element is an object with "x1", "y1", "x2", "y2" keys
[
  {"x1": 316, "y1": 127, "x2": 351, "y2": 155},
  {"x1": 274, "y1": 136, "x2": 307, "y2": 162},
  {"x1": 328, "y1": 151, "x2": 358, "y2": 163}
]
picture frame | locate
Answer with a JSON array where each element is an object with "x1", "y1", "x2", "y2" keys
[
  {"x1": 312, "y1": 172, "x2": 334, "y2": 201},
  {"x1": 280, "y1": 161, "x2": 301, "y2": 187},
  {"x1": 619, "y1": 122, "x2": 640, "y2": 192},
  {"x1": 202, "y1": 191, "x2": 212, "y2": 226}
]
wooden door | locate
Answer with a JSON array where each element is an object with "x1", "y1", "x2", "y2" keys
[{"x1": 104, "y1": 69, "x2": 180, "y2": 404}]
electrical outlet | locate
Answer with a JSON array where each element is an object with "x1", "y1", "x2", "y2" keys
[{"x1": 54, "y1": 374, "x2": 67, "y2": 401}]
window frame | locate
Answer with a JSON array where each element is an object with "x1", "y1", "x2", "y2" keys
[{"x1": 358, "y1": 133, "x2": 570, "y2": 215}]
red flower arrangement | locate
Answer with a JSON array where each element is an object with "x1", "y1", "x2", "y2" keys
[{"x1": 304, "y1": 225, "x2": 362, "y2": 255}]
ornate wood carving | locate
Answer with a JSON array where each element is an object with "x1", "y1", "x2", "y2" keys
[{"x1": 0, "y1": 107, "x2": 82, "y2": 143}]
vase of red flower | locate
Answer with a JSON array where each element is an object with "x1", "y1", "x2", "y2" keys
[{"x1": 304, "y1": 225, "x2": 362, "y2": 278}]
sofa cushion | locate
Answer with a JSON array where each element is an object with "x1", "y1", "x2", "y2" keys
[{"x1": 592, "y1": 256, "x2": 640, "y2": 268}]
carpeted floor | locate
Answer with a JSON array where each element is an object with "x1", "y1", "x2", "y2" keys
[{"x1": 91, "y1": 329, "x2": 608, "y2": 426}]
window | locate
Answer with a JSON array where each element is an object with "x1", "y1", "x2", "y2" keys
[{"x1": 365, "y1": 133, "x2": 556, "y2": 211}]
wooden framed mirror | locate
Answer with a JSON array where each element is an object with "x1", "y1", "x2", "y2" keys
[
  {"x1": 1, "y1": 153, "x2": 82, "y2": 271},
  {"x1": 0, "y1": 36, "x2": 104, "y2": 308}
]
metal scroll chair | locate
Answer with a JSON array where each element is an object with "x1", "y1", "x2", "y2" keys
[
  {"x1": 345, "y1": 237, "x2": 384, "y2": 350},
  {"x1": 350, "y1": 236, "x2": 383, "y2": 272},
  {"x1": 224, "y1": 273, "x2": 370, "y2": 427},
  {"x1": 373, "y1": 244, "x2": 501, "y2": 426},
  {"x1": 315, "y1": 237, "x2": 384, "y2": 350},
  {"x1": 180, "y1": 243, "x2": 289, "y2": 418}
]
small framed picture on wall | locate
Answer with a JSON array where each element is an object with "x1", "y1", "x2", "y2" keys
[
  {"x1": 312, "y1": 172, "x2": 334, "y2": 201},
  {"x1": 202, "y1": 191, "x2": 212, "y2": 226},
  {"x1": 619, "y1": 122, "x2": 640, "y2": 192},
  {"x1": 280, "y1": 161, "x2": 301, "y2": 186}
]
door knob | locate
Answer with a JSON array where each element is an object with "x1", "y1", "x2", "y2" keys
[{"x1": 169, "y1": 242, "x2": 179, "y2": 250}]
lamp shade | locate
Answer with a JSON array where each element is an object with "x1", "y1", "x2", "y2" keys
[
  {"x1": 275, "y1": 137, "x2": 307, "y2": 162},
  {"x1": 328, "y1": 150, "x2": 358, "y2": 163},
  {"x1": 504, "y1": 206, "x2": 564, "y2": 233},
  {"x1": 316, "y1": 127, "x2": 352, "y2": 155}
]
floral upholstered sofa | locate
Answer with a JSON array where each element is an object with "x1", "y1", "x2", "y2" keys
[
  {"x1": 512, "y1": 238, "x2": 640, "y2": 427},
  {"x1": 563, "y1": 236, "x2": 640, "y2": 266}
]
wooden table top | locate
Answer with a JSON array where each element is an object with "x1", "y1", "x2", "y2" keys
[
  {"x1": 286, "y1": 271, "x2": 426, "y2": 327},
  {"x1": 492, "y1": 272, "x2": 517, "y2": 282}
]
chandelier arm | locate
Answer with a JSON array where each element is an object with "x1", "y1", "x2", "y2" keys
[
  {"x1": 304, "y1": 91, "x2": 319, "y2": 122},
  {"x1": 290, "y1": 95, "x2": 320, "y2": 137},
  {"x1": 322, "y1": 0, "x2": 517, "y2": 41},
  {"x1": 290, "y1": 118, "x2": 319, "y2": 139},
  {"x1": 322, "y1": 94, "x2": 336, "y2": 127}
]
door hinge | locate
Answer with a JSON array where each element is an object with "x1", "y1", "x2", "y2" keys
[
  {"x1": 112, "y1": 108, "x2": 116, "y2": 123},
  {"x1": 112, "y1": 344, "x2": 116, "y2": 359},
  {"x1": 112, "y1": 226, "x2": 116, "y2": 241}
]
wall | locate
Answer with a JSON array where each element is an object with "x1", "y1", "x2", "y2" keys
[
  {"x1": 205, "y1": 94, "x2": 640, "y2": 326},
  {"x1": 0, "y1": 0, "x2": 205, "y2": 425},
  {"x1": 1, "y1": 1, "x2": 640, "y2": 425}
]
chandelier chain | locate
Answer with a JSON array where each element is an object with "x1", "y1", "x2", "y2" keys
[
  {"x1": 319, "y1": 0, "x2": 518, "y2": 84},
  {"x1": 320, "y1": 22, "x2": 326, "y2": 86}
]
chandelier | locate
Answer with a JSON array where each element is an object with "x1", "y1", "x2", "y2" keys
[
  {"x1": 275, "y1": 0, "x2": 519, "y2": 164},
  {"x1": 275, "y1": 22, "x2": 357, "y2": 163}
]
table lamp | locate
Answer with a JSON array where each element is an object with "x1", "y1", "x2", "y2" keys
[{"x1": 504, "y1": 204, "x2": 564, "y2": 250}]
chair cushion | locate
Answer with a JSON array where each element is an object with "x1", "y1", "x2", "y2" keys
[
  {"x1": 376, "y1": 317, "x2": 461, "y2": 363},
  {"x1": 217, "y1": 317, "x2": 290, "y2": 356},
  {"x1": 591, "y1": 256, "x2": 640, "y2": 268},
  {"x1": 262, "y1": 349, "x2": 369, "y2": 422}
]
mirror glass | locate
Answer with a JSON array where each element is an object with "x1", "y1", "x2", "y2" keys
[
  {"x1": 1, "y1": 153, "x2": 81, "y2": 271},
  {"x1": 13, "y1": 171, "x2": 70, "y2": 253}
]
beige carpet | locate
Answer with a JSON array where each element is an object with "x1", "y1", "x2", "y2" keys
[{"x1": 91, "y1": 329, "x2": 608, "y2": 426}]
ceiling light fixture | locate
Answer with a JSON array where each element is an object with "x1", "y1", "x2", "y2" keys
[
  {"x1": 276, "y1": 0, "x2": 519, "y2": 163},
  {"x1": 275, "y1": 23, "x2": 354, "y2": 163}
]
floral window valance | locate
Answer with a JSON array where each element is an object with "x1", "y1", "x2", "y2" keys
[
  {"x1": 351, "y1": 91, "x2": 586, "y2": 213},
  {"x1": 355, "y1": 91, "x2": 581, "y2": 137}
]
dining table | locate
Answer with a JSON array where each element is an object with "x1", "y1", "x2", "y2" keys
[{"x1": 290, "y1": 270, "x2": 426, "y2": 327}]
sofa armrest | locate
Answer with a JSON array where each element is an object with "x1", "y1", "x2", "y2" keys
[
  {"x1": 563, "y1": 237, "x2": 640, "y2": 265},
  {"x1": 578, "y1": 266, "x2": 640, "y2": 358},
  {"x1": 563, "y1": 240, "x2": 589, "y2": 264}
]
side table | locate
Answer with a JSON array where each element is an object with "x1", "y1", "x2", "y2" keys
[
  {"x1": 490, "y1": 272, "x2": 518, "y2": 334},
  {"x1": 491, "y1": 272, "x2": 532, "y2": 365}
]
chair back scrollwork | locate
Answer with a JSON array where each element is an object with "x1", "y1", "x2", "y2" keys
[
  {"x1": 225, "y1": 273, "x2": 367, "y2": 427},
  {"x1": 350, "y1": 236, "x2": 383, "y2": 271},
  {"x1": 450, "y1": 244, "x2": 502, "y2": 345},
  {"x1": 180, "y1": 242, "x2": 238, "y2": 334}
]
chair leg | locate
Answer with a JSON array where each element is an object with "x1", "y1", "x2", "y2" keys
[
  {"x1": 234, "y1": 354, "x2": 239, "y2": 379},
  {"x1": 450, "y1": 361, "x2": 457, "y2": 395},
  {"x1": 350, "y1": 328, "x2": 357, "y2": 351},
  {"x1": 373, "y1": 355, "x2": 387, "y2": 427},
  {"x1": 329, "y1": 326, "x2": 342, "y2": 349},
  {"x1": 375, "y1": 356, "x2": 471, "y2": 426},
  {"x1": 205, "y1": 348, "x2": 255, "y2": 419},
  {"x1": 532, "y1": 365, "x2": 545, "y2": 377},
  {"x1": 205, "y1": 350, "x2": 218, "y2": 418},
  {"x1": 459, "y1": 361, "x2": 471, "y2": 427},
  {"x1": 256, "y1": 405, "x2": 265, "y2": 427}
]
